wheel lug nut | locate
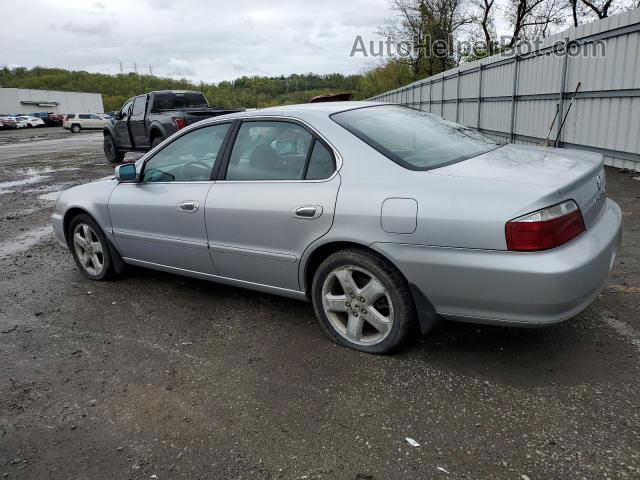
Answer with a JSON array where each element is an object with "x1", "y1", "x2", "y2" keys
[
  {"x1": 353, "y1": 312, "x2": 359, "y2": 317},
  {"x1": 345, "y1": 302, "x2": 351, "y2": 308},
  {"x1": 361, "y1": 309, "x2": 367, "y2": 314},
  {"x1": 360, "y1": 297, "x2": 365, "y2": 303},
  {"x1": 350, "y1": 293, "x2": 355, "y2": 298}
]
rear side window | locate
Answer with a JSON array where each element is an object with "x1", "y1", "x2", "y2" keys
[
  {"x1": 306, "y1": 141, "x2": 335, "y2": 180},
  {"x1": 332, "y1": 105, "x2": 500, "y2": 170},
  {"x1": 132, "y1": 96, "x2": 146, "y2": 116},
  {"x1": 79, "y1": 114, "x2": 90, "y2": 119},
  {"x1": 66, "y1": 114, "x2": 75, "y2": 119},
  {"x1": 226, "y1": 121, "x2": 313, "y2": 180}
]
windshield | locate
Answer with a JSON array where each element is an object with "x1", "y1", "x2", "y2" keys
[
  {"x1": 153, "y1": 92, "x2": 209, "y2": 110},
  {"x1": 331, "y1": 105, "x2": 501, "y2": 170}
]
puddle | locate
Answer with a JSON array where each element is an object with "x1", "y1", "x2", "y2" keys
[
  {"x1": 0, "y1": 165, "x2": 79, "y2": 194},
  {"x1": 39, "y1": 191, "x2": 61, "y2": 202},
  {"x1": 0, "y1": 225, "x2": 54, "y2": 258},
  {"x1": 0, "y1": 175, "x2": 50, "y2": 193}
]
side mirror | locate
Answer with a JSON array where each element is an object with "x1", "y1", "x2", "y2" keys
[
  {"x1": 114, "y1": 163, "x2": 137, "y2": 182},
  {"x1": 115, "y1": 111, "x2": 123, "y2": 120}
]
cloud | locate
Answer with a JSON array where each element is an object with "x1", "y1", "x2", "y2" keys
[
  {"x1": 0, "y1": 0, "x2": 395, "y2": 82},
  {"x1": 61, "y1": 21, "x2": 112, "y2": 36},
  {"x1": 164, "y1": 58, "x2": 195, "y2": 77}
]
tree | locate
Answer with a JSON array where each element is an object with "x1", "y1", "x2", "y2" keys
[
  {"x1": 378, "y1": 0, "x2": 473, "y2": 79},
  {"x1": 579, "y1": 0, "x2": 614, "y2": 18}
]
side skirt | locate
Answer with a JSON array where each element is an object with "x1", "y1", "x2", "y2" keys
[{"x1": 122, "y1": 257, "x2": 308, "y2": 301}]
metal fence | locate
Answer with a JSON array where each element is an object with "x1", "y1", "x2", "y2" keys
[{"x1": 369, "y1": 8, "x2": 640, "y2": 171}]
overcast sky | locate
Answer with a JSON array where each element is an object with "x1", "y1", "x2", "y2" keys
[{"x1": 0, "y1": 0, "x2": 407, "y2": 83}]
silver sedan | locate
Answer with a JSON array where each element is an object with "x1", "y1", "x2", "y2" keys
[{"x1": 52, "y1": 102, "x2": 622, "y2": 353}]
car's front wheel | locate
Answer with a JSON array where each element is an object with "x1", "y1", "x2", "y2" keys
[
  {"x1": 68, "y1": 214, "x2": 116, "y2": 281},
  {"x1": 71, "y1": 124, "x2": 81, "y2": 133},
  {"x1": 312, "y1": 249, "x2": 415, "y2": 354}
]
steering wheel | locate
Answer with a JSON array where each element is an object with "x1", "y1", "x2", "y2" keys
[{"x1": 179, "y1": 160, "x2": 211, "y2": 181}]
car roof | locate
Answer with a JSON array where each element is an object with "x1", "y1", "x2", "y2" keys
[
  {"x1": 213, "y1": 101, "x2": 386, "y2": 122},
  {"x1": 252, "y1": 101, "x2": 383, "y2": 115}
]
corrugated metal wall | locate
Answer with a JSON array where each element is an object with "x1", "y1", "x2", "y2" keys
[{"x1": 369, "y1": 8, "x2": 640, "y2": 171}]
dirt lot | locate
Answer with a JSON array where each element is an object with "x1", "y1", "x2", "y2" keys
[{"x1": 1, "y1": 127, "x2": 639, "y2": 480}]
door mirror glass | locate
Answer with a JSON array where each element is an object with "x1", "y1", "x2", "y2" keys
[
  {"x1": 115, "y1": 111, "x2": 123, "y2": 120},
  {"x1": 115, "y1": 163, "x2": 137, "y2": 182}
]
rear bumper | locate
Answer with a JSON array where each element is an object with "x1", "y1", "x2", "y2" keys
[{"x1": 373, "y1": 198, "x2": 622, "y2": 326}]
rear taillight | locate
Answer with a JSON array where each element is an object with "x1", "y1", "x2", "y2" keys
[
  {"x1": 173, "y1": 117, "x2": 186, "y2": 130},
  {"x1": 506, "y1": 200, "x2": 586, "y2": 252},
  {"x1": 64, "y1": 115, "x2": 68, "y2": 121}
]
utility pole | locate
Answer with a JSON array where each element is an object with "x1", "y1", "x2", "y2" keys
[
  {"x1": 134, "y1": 62, "x2": 138, "y2": 74},
  {"x1": 149, "y1": 65, "x2": 153, "y2": 76},
  {"x1": 119, "y1": 61, "x2": 123, "y2": 74}
]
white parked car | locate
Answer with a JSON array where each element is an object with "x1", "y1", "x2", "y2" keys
[
  {"x1": 15, "y1": 116, "x2": 45, "y2": 128},
  {"x1": 63, "y1": 113, "x2": 110, "y2": 133}
]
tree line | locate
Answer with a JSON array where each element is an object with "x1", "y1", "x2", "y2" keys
[{"x1": 0, "y1": 67, "x2": 362, "y2": 112}]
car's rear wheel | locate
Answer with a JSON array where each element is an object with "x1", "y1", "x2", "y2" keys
[
  {"x1": 104, "y1": 135, "x2": 125, "y2": 163},
  {"x1": 311, "y1": 249, "x2": 414, "y2": 354},
  {"x1": 68, "y1": 214, "x2": 115, "y2": 281},
  {"x1": 71, "y1": 124, "x2": 81, "y2": 133},
  {"x1": 151, "y1": 135, "x2": 165, "y2": 149}
]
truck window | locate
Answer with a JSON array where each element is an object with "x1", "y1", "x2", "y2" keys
[
  {"x1": 132, "y1": 96, "x2": 146, "y2": 117},
  {"x1": 120, "y1": 100, "x2": 133, "y2": 118},
  {"x1": 153, "y1": 92, "x2": 209, "y2": 111}
]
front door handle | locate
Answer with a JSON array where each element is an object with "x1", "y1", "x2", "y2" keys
[
  {"x1": 295, "y1": 206, "x2": 322, "y2": 219},
  {"x1": 177, "y1": 200, "x2": 200, "y2": 213}
]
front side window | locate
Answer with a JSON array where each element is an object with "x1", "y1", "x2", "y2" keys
[
  {"x1": 142, "y1": 123, "x2": 230, "y2": 183},
  {"x1": 79, "y1": 114, "x2": 90, "y2": 119},
  {"x1": 226, "y1": 121, "x2": 314, "y2": 180},
  {"x1": 120, "y1": 100, "x2": 133, "y2": 118},
  {"x1": 332, "y1": 105, "x2": 500, "y2": 170}
]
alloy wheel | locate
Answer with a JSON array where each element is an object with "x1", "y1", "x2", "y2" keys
[
  {"x1": 73, "y1": 223, "x2": 104, "y2": 276},
  {"x1": 321, "y1": 265, "x2": 394, "y2": 346}
]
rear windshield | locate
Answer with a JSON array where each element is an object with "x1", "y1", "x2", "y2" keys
[
  {"x1": 153, "y1": 92, "x2": 209, "y2": 110},
  {"x1": 331, "y1": 105, "x2": 501, "y2": 170}
]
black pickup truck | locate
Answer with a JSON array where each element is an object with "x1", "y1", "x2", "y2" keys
[{"x1": 103, "y1": 90, "x2": 243, "y2": 163}]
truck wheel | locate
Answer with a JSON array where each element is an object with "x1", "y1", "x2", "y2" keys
[
  {"x1": 71, "y1": 124, "x2": 81, "y2": 133},
  {"x1": 151, "y1": 135, "x2": 165, "y2": 149},
  {"x1": 104, "y1": 135, "x2": 125, "y2": 164}
]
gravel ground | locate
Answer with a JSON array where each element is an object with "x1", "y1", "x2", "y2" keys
[{"x1": 0, "y1": 128, "x2": 639, "y2": 480}]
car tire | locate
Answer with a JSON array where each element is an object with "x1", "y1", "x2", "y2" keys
[
  {"x1": 151, "y1": 135, "x2": 165, "y2": 149},
  {"x1": 71, "y1": 124, "x2": 81, "y2": 133},
  {"x1": 104, "y1": 135, "x2": 125, "y2": 163},
  {"x1": 68, "y1": 214, "x2": 116, "y2": 281},
  {"x1": 311, "y1": 248, "x2": 415, "y2": 354}
]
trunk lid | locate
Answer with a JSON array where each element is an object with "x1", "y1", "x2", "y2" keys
[{"x1": 430, "y1": 144, "x2": 606, "y2": 228}]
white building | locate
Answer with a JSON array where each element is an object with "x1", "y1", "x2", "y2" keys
[{"x1": 0, "y1": 87, "x2": 104, "y2": 115}]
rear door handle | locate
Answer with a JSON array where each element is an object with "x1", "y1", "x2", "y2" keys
[
  {"x1": 177, "y1": 201, "x2": 200, "y2": 213},
  {"x1": 295, "y1": 206, "x2": 322, "y2": 219}
]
